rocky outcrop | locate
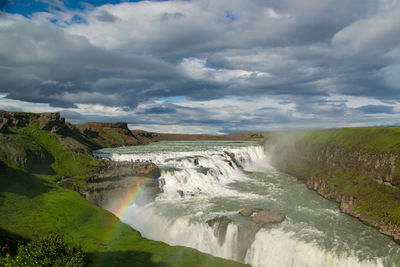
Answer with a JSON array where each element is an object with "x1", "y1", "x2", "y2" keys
[
  {"x1": 224, "y1": 151, "x2": 239, "y2": 167},
  {"x1": 238, "y1": 208, "x2": 262, "y2": 217},
  {"x1": 306, "y1": 175, "x2": 400, "y2": 243},
  {"x1": 77, "y1": 122, "x2": 156, "y2": 147},
  {"x1": 237, "y1": 221, "x2": 263, "y2": 260},
  {"x1": 317, "y1": 146, "x2": 400, "y2": 186},
  {"x1": 0, "y1": 111, "x2": 72, "y2": 135},
  {"x1": 0, "y1": 111, "x2": 31, "y2": 132},
  {"x1": 80, "y1": 162, "x2": 161, "y2": 207},
  {"x1": 252, "y1": 210, "x2": 285, "y2": 224},
  {"x1": 206, "y1": 208, "x2": 285, "y2": 261},
  {"x1": 206, "y1": 216, "x2": 232, "y2": 245},
  {"x1": 131, "y1": 130, "x2": 160, "y2": 140},
  {"x1": 236, "y1": 209, "x2": 285, "y2": 261},
  {"x1": 38, "y1": 112, "x2": 72, "y2": 134}
]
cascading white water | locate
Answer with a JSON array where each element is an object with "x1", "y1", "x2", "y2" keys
[
  {"x1": 95, "y1": 141, "x2": 400, "y2": 267},
  {"x1": 98, "y1": 145, "x2": 264, "y2": 199},
  {"x1": 245, "y1": 229, "x2": 383, "y2": 267}
]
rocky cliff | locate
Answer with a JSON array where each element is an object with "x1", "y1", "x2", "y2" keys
[
  {"x1": 0, "y1": 110, "x2": 158, "y2": 173},
  {"x1": 76, "y1": 121, "x2": 153, "y2": 148},
  {"x1": 0, "y1": 111, "x2": 72, "y2": 134},
  {"x1": 268, "y1": 128, "x2": 400, "y2": 243}
]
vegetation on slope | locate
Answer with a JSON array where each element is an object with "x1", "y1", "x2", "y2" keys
[
  {"x1": 1, "y1": 233, "x2": 86, "y2": 266},
  {"x1": 300, "y1": 127, "x2": 400, "y2": 152},
  {"x1": 0, "y1": 111, "x2": 247, "y2": 266}
]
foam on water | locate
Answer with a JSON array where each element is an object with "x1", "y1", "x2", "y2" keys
[
  {"x1": 99, "y1": 145, "x2": 263, "y2": 199},
  {"x1": 245, "y1": 229, "x2": 383, "y2": 267}
]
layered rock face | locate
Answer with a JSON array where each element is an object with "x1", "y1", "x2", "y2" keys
[
  {"x1": 0, "y1": 111, "x2": 72, "y2": 134},
  {"x1": 38, "y1": 112, "x2": 73, "y2": 134},
  {"x1": 268, "y1": 128, "x2": 400, "y2": 243},
  {"x1": 0, "y1": 111, "x2": 31, "y2": 132},
  {"x1": 0, "y1": 111, "x2": 71, "y2": 170},
  {"x1": 316, "y1": 146, "x2": 400, "y2": 186}
]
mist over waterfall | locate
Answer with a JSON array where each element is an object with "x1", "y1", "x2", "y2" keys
[{"x1": 95, "y1": 141, "x2": 400, "y2": 267}]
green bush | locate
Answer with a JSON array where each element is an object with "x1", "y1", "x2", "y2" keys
[{"x1": 0, "y1": 233, "x2": 86, "y2": 266}]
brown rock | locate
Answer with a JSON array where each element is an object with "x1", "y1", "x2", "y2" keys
[
  {"x1": 237, "y1": 221, "x2": 263, "y2": 261},
  {"x1": 206, "y1": 216, "x2": 232, "y2": 246},
  {"x1": 239, "y1": 207, "x2": 262, "y2": 217},
  {"x1": 39, "y1": 112, "x2": 68, "y2": 134},
  {"x1": 252, "y1": 210, "x2": 285, "y2": 224}
]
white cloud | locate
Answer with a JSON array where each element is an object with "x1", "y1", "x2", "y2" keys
[
  {"x1": 52, "y1": 92, "x2": 122, "y2": 106},
  {"x1": 179, "y1": 58, "x2": 271, "y2": 83},
  {"x1": 332, "y1": 7, "x2": 400, "y2": 55}
]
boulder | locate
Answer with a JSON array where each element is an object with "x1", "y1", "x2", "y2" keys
[
  {"x1": 206, "y1": 216, "x2": 232, "y2": 245},
  {"x1": 252, "y1": 210, "x2": 285, "y2": 224},
  {"x1": 177, "y1": 190, "x2": 185, "y2": 198},
  {"x1": 224, "y1": 151, "x2": 237, "y2": 167}
]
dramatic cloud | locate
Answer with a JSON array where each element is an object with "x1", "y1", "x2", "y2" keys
[{"x1": 0, "y1": 0, "x2": 400, "y2": 133}]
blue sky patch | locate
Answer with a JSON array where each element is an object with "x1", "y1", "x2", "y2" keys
[
  {"x1": 158, "y1": 96, "x2": 188, "y2": 103},
  {"x1": 3, "y1": 0, "x2": 144, "y2": 16}
]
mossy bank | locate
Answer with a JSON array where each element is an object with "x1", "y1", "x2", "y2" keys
[
  {"x1": 0, "y1": 110, "x2": 247, "y2": 266},
  {"x1": 267, "y1": 127, "x2": 400, "y2": 243}
]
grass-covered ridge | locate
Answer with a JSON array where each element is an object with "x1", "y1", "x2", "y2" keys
[
  {"x1": 300, "y1": 127, "x2": 400, "y2": 152},
  {"x1": 0, "y1": 110, "x2": 247, "y2": 266},
  {"x1": 268, "y1": 127, "x2": 400, "y2": 242}
]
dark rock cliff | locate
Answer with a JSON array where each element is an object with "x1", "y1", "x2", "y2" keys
[{"x1": 0, "y1": 111, "x2": 73, "y2": 134}]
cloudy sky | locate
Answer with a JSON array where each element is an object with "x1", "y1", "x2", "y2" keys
[{"x1": 0, "y1": 0, "x2": 400, "y2": 134}]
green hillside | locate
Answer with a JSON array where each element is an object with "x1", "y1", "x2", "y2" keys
[{"x1": 0, "y1": 111, "x2": 246, "y2": 266}]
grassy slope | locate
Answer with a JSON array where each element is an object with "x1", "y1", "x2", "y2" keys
[
  {"x1": 0, "y1": 122, "x2": 246, "y2": 266},
  {"x1": 270, "y1": 127, "x2": 400, "y2": 229},
  {"x1": 301, "y1": 127, "x2": 400, "y2": 152}
]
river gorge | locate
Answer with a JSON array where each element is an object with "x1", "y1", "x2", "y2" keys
[{"x1": 94, "y1": 140, "x2": 400, "y2": 267}]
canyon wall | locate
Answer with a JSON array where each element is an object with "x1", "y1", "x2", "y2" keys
[{"x1": 268, "y1": 128, "x2": 400, "y2": 243}]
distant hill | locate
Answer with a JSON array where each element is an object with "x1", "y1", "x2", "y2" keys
[{"x1": 133, "y1": 131, "x2": 264, "y2": 141}]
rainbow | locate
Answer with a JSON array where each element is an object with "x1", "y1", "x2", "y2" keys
[
  {"x1": 98, "y1": 175, "x2": 152, "y2": 266},
  {"x1": 110, "y1": 177, "x2": 149, "y2": 219}
]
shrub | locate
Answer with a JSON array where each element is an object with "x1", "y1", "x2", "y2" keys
[{"x1": 0, "y1": 233, "x2": 86, "y2": 266}]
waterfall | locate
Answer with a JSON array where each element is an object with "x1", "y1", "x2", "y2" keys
[
  {"x1": 95, "y1": 141, "x2": 398, "y2": 267},
  {"x1": 98, "y1": 145, "x2": 264, "y2": 199}
]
